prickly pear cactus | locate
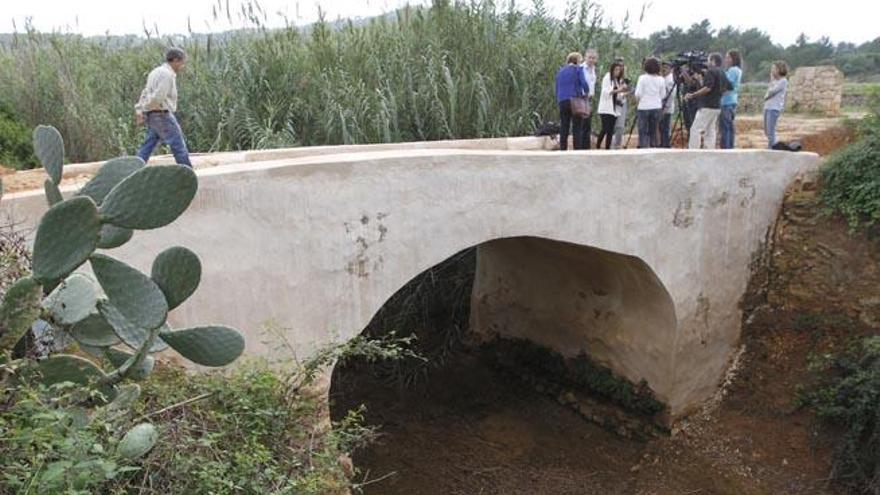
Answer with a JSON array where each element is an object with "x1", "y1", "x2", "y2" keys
[
  {"x1": 159, "y1": 326, "x2": 245, "y2": 367},
  {"x1": 100, "y1": 166, "x2": 198, "y2": 230},
  {"x1": 31, "y1": 197, "x2": 101, "y2": 284},
  {"x1": 117, "y1": 423, "x2": 158, "y2": 460},
  {"x1": 33, "y1": 125, "x2": 64, "y2": 184},
  {"x1": 2, "y1": 126, "x2": 246, "y2": 452},
  {"x1": 91, "y1": 254, "x2": 168, "y2": 331},
  {"x1": 0, "y1": 277, "x2": 43, "y2": 351},
  {"x1": 151, "y1": 247, "x2": 201, "y2": 310}
]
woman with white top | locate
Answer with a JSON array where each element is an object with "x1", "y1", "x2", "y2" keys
[
  {"x1": 596, "y1": 61, "x2": 628, "y2": 150},
  {"x1": 764, "y1": 60, "x2": 789, "y2": 149},
  {"x1": 634, "y1": 57, "x2": 666, "y2": 148}
]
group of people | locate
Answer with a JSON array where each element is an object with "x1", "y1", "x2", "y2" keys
[{"x1": 555, "y1": 48, "x2": 791, "y2": 151}]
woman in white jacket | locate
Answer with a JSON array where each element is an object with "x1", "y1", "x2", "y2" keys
[{"x1": 596, "y1": 61, "x2": 628, "y2": 149}]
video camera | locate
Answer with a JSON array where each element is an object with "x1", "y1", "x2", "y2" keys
[{"x1": 666, "y1": 51, "x2": 709, "y2": 73}]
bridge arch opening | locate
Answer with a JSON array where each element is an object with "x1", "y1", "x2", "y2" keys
[{"x1": 329, "y1": 235, "x2": 677, "y2": 493}]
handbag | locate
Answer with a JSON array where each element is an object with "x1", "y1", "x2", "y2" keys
[{"x1": 570, "y1": 95, "x2": 591, "y2": 118}]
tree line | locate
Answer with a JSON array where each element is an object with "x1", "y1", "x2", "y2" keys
[{"x1": 647, "y1": 19, "x2": 880, "y2": 81}]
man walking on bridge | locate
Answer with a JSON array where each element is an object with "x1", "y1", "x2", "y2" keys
[{"x1": 135, "y1": 48, "x2": 192, "y2": 167}]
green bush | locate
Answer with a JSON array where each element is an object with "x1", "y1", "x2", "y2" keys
[
  {"x1": 799, "y1": 336, "x2": 880, "y2": 494},
  {"x1": 820, "y1": 107, "x2": 880, "y2": 231},
  {"x1": 0, "y1": 356, "x2": 378, "y2": 494},
  {"x1": 0, "y1": 104, "x2": 37, "y2": 170}
]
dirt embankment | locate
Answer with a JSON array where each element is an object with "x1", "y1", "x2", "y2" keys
[{"x1": 331, "y1": 177, "x2": 879, "y2": 494}]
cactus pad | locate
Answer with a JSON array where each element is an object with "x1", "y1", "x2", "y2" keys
[
  {"x1": 99, "y1": 165, "x2": 198, "y2": 230},
  {"x1": 159, "y1": 325, "x2": 245, "y2": 367},
  {"x1": 151, "y1": 246, "x2": 201, "y2": 310},
  {"x1": 105, "y1": 347, "x2": 155, "y2": 380},
  {"x1": 105, "y1": 383, "x2": 141, "y2": 419},
  {"x1": 117, "y1": 423, "x2": 158, "y2": 460},
  {"x1": 44, "y1": 179, "x2": 63, "y2": 207},
  {"x1": 77, "y1": 156, "x2": 145, "y2": 205},
  {"x1": 0, "y1": 277, "x2": 43, "y2": 351},
  {"x1": 31, "y1": 354, "x2": 106, "y2": 386},
  {"x1": 33, "y1": 125, "x2": 64, "y2": 184},
  {"x1": 97, "y1": 224, "x2": 134, "y2": 250},
  {"x1": 32, "y1": 197, "x2": 101, "y2": 284},
  {"x1": 90, "y1": 254, "x2": 168, "y2": 330},
  {"x1": 43, "y1": 273, "x2": 98, "y2": 325},
  {"x1": 70, "y1": 312, "x2": 121, "y2": 347},
  {"x1": 97, "y1": 301, "x2": 169, "y2": 353}
]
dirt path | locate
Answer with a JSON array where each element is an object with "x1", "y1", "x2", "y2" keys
[{"x1": 332, "y1": 183, "x2": 880, "y2": 495}]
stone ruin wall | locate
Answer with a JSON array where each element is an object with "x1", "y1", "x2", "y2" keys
[{"x1": 787, "y1": 65, "x2": 845, "y2": 116}]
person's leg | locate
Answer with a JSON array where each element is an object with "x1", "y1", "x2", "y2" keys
[
  {"x1": 558, "y1": 101, "x2": 571, "y2": 151},
  {"x1": 572, "y1": 116, "x2": 585, "y2": 150},
  {"x1": 599, "y1": 114, "x2": 613, "y2": 149},
  {"x1": 659, "y1": 113, "x2": 671, "y2": 148},
  {"x1": 582, "y1": 114, "x2": 592, "y2": 150},
  {"x1": 136, "y1": 117, "x2": 161, "y2": 163},
  {"x1": 612, "y1": 101, "x2": 627, "y2": 149},
  {"x1": 165, "y1": 113, "x2": 192, "y2": 167},
  {"x1": 152, "y1": 112, "x2": 193, "y2": 167},
  {"x1": 649, "y1": 109, "x2": 661, "y2": 148},
  {"x1": 704, "y1": 109, "x2": 720, "y2": 150},
  {"x1": 636, "y1": 110, "x2": 648, "y2": 148},
  {"x1": 729, "y1": 103, "x2": 737, "y2": 148},
  {"x1": 689, "y1": 109, "x2": 707, "y2": 149},
  {"x1": 719, "y1": 105, "x2": 731, "y2": 149},
  {"x1": 766, "y1": 109, "x2": 780, "y2": 149}
]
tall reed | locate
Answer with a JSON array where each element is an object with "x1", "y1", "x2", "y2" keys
[{"x1": 0, "y1": 0, "x2": 641, "y2": 163}]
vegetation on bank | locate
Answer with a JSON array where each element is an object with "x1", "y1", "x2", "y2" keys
[
  {"x1": 797, "y1": 337, "x2": 880, "y2": 494},
  {"x1": 820, "y1": 91, "x2": 880, "y2": 231},
  {"x1": 0, "y1": 357, "x2": 379, "y2": 494}
]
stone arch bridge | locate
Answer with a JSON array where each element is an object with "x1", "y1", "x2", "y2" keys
[{"x1": 1, "y1": 138, "x2": 818, "y2": 421}]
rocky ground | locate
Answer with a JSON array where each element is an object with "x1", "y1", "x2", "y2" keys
[{"x1": 332, "y1": 171, "x2": 879, "y2": 494}]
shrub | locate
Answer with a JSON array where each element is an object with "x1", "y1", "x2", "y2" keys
[
  {"x1": 820, "y1": 135, "x2": 880, "y2": 231},
  {"x1": 0, "y1": 358, "x2": 377, "y2": 495},
  {"x1": 799, "y1": 336, "x2": 880, "y2": 494},
  {"x1": 0, "y1": 104, "x2": 36, "y2": 170}
]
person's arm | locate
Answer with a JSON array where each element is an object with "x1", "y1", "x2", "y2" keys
[
  {"x1": 578, "y1": 68, "x2": 589, "y2": 99},
  {"x1": 764, "y1": 79, "x2": 786, "y2": 100},
  {"x1": 685, "y1": 70, "x2": 713, "y2": 101},
  {"x1": 633, "y1": 76, "x2": 643, "y2": 101},
  {"x1": 141, "y1": 70, "x2": 173, "y2": 112}
]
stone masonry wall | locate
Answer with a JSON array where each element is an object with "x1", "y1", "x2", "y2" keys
[{"x1": 787, "y1": 65, "x2": 844, "y2": 116}]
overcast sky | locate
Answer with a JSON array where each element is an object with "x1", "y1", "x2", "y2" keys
[{"x1": 1, "y1": 0, "x2": 875, "y2": 46}]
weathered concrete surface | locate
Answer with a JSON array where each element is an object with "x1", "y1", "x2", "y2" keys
[
  {"x1": 470, "y1": 238, "x2": 678, "y2": 413},
  {"x1": 0, "y1": 146, "x2": 818, "y2": 419}
]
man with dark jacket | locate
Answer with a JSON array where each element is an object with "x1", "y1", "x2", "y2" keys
[{"x1": 684, "y1": 53, "x2": 727, "y2": 149}]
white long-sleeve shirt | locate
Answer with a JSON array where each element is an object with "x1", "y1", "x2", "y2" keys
[
  {"x1": 581, "y1": 63, "x2": 597, "y2": 98},
  {"x1": 634, "y1": 74, "x2": 666, "y2": 111},
  {"x1": 135, "y1": 63, "x2": 178, "y2": 114}
]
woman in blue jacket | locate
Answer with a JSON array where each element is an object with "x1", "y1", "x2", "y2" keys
[{"x1": 556, "y1": 52, "x2": 590, "y2": 150}]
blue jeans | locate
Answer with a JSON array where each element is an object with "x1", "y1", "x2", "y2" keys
[
  {"x1": 764, "y1": 109, "x2": 781, "y2": 149},
  {"x1": 720, "y1": 104, "x2": 737, "y2": 149},
  {"x1": 637, "y1": 109, "x2": 661, "y2": 148},
  {"x1": 137, "y1": 112, "x2": 192, "y2": 167}
]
